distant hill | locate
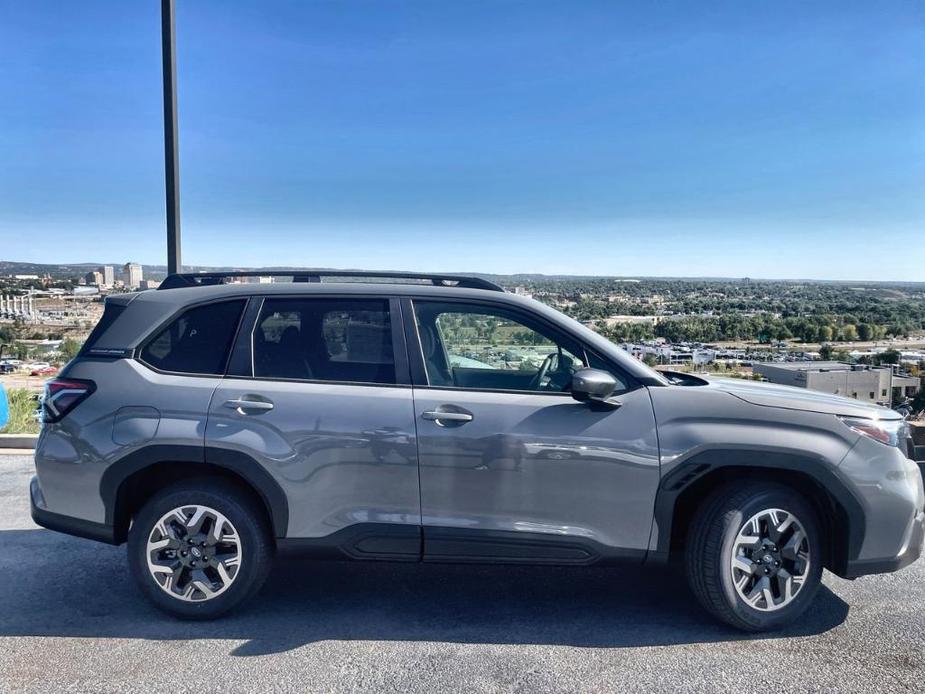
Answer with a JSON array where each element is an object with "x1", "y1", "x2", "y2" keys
[
  {"x1": 1, "y1": 260, "x2": 923, "y2": 287},
  {"x1": 2, "y1": 261, "x2": 201, "y2": 282}
]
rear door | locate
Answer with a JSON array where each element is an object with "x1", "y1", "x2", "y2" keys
[
  {"x1": 406, "y1": 298, "x2": 660, "y2": 563},
  {"x1": 206, "y1": 295, "x2": 421, "y2": 558}
]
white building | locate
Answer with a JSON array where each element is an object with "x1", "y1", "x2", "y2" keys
[
  {"x1": 123, "y1": 263, "x2": 143, "y2": 289},
  {"x1": 754, "y1": 362, "x2": 920, "y2": 406},
  {"x1": 99, "y1": 265, "x2": 115, "y2": 287}
]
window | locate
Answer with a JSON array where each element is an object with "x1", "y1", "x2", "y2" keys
[
  {"x1": 80, "y1": 302, "x2": 126, "y2": 356},
  {"x1": 413, "y1": 301, "x2": 612, "y2": 393},
  {"x1": 253, "y1": 298, "x2": 395, "y2": 384},
  {"x1": 141, "y1": 300, "x2": 245, "y2": 375},
  {"x1": 869, "y1": 391, "x2": 875, "y2": 400}
]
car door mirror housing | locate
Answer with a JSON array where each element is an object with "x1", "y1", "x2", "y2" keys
[{"x1": 571, "y1": 368, "x2": 622, "y2": 409}]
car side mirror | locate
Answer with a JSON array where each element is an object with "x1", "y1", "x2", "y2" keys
[{"x1": 571, "y1": 368, "x2": 622, "y2": 409}]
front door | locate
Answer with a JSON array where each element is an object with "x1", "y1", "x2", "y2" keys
[
  {"x1": 206, "y1": 295, "x2": 421, "y2": 559},
  {"x1": 408, "y1": 299, "x2": 660, "y2": 563}
]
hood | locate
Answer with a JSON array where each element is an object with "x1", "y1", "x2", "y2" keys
[{"x1": 702, "y1": 376, "x2": 902, "y2": 420}]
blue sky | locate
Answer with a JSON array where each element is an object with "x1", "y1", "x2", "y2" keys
[{"x1": 1, "y1": 1, "x2": 923, "y2": 279}]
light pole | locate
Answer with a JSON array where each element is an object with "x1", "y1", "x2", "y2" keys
[{"x1": 161, "y1": 0, "x2": 182, "y2": 274}]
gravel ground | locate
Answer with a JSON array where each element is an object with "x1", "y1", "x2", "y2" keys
[{"x1": 1, "y1": 453, "x2": 923, "y2": 693}]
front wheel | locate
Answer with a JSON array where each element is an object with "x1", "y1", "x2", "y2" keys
[
  {"x1": 127, "y1": 479, "x2": 274, "y2": 619},
  {"x1": 685, "y1": 482, "x2": 823, "y2": 631}
]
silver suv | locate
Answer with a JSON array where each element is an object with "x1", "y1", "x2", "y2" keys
[{"x1": 30, "y1": 271, "x2": 924, "y2": 631}]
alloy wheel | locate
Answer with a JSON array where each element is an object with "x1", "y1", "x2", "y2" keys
[
  {"x1": 729, "y1": 507, "x2": 810, "y2": 612},
  {"x1": 145, "y1": 505, "x2": 243, "y2": 602}
]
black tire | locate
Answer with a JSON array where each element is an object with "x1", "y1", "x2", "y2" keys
[
  {"x1": 685, "y1": 481, "x2": 823, "y2": 632},
  {"x1": 127, "y1": 478, "x2": 274, "y2": 620}
]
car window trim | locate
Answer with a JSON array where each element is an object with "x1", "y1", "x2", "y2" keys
[
  {"x1": 227, "y1": 296, "x2": 263, "y2": 377},
  {"x1": 411, "y1": 384, "x2": 577, "y2": 397},
  {"x1": 220, "y1": 373, "x2": 413, "y2": 389}
]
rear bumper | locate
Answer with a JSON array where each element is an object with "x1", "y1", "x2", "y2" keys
[
  {"x1": 30, "y1": 475, "x2": 118, "y2": 545},
  {"x1": 843, "y1": 510, "x2": 924, "y2": 579}
]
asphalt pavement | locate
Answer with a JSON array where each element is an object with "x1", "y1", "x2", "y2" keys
[{"x1": 1, "y1": 453, "x2": 923, "y2": 693}]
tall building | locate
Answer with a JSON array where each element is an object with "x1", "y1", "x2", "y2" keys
[
  {"x1": 99, "y1": 265, "x2": 115, "y2": 287},
  {"x1": 84, "y1": 270, "x2": 103, "y2": 286},
  {"x1": 123, "y1": 262, "x2": 143, "y2": 289}
]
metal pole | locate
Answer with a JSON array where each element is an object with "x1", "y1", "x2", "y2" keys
[{"x1": 161, "y1": 0, "x2": 182, "y2": 274}]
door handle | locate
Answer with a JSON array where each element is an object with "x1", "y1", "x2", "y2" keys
[
  {"x1": 224, "y1": 398, "x2": 274, "y2": 413},
  {"x1": 422, "y1": 410, "x2": 473, "y2": 423}
]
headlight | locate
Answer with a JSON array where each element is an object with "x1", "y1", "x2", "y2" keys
[{"x1": 838, "y1": 416, "x2": 908, "y2": 448}]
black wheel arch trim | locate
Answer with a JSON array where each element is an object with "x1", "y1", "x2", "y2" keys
[
  {"x1": 99, "y1": 444, "x2": 289, "y2": 541},
  {"x1": 650, "y1": 448, "x2": 866, "y2": 575}
]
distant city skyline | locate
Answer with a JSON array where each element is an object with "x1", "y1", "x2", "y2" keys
[
  {"x1": 6, "y1": 258, "x2": 925, "y2": 286},
  {"x1": 2, "y1": 2, "x2": 923, "y2": 281}
]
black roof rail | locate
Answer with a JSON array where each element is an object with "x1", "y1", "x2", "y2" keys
[{"x1": 158, "y1": 270, "x2": 505, "y2": 292}]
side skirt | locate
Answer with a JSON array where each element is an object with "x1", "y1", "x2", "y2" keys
[
  {"x1": 277, "y1": 524, "x2": 422, "y2": 562},
  {"x1": 277, "y1": 523, "x2": 646, "y2": 566},
  {"x1": 423, "y1": 527, "x2": 646, "y2": 566}
]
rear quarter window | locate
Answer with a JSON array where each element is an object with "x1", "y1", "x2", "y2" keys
[
  {"x1": 79, "y1": 301, "x2": 128, "y2": 356},
  {"x1": 140, "y1": 300, "x2": 246, "y2": 375}
]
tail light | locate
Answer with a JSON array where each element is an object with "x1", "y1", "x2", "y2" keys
[{"x1": 42, "y1": 378, "x2": 96, "y2": 423}]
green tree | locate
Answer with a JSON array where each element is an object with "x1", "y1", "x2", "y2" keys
[
  {"x1": 839, "y1": 324, "x2": 858, "y2": 341},
  {"x1": 59, "y1": 337, "x2": 82, "y2": 361},
  {"x1": 876, "y1": 349, "x2": 900, "y2": 366},
  {"x1": 857, "y1": 323, "x2": 874, "y2": 341}
]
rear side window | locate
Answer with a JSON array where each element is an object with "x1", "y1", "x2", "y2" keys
[
  {"x1": 140, "y1": 300, "x2": 245, "y2": 375},
  {"x1": 253, "y1": 298, "x2": 395, "y2": 384},
  {"x1": 79, "y1": 301, "x2": 127, "y2": 356}
]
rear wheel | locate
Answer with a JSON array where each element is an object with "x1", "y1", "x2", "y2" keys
[
  {"x1": 127, "y1": 479, "x2": 274, "y2": 619},
  {"x1": 685, "y1": 482, "x2": 823, "y2": 631}
]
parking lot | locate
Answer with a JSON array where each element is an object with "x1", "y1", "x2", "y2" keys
[{"x1": 1, "y1": 453, "x2": 923, "y2": 693}]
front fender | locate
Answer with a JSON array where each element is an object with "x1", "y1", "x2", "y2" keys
[{"x1": 650, "y1": 447, "x2": 866, "y2": 574}]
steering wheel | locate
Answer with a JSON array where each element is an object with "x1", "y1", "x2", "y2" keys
[{"x1": 529, "y1": 352, "x2": 559, "y2": 391}]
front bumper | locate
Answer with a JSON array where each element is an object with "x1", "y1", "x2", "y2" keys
[
  {"x1": 843, "y1": 510, "x2": 924, "y2": 579},
  {"x1": 30, "y1": 475, "x2": 118, "y2": 545}
]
